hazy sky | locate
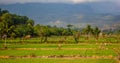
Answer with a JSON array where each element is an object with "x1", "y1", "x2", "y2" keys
[{"x1": 0, "y1": 0, "x2": 120, "y2": 4}]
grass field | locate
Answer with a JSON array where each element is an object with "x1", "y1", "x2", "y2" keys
[
  {"x1": 0, "y1": 36, "x2": 120, "y2": 44},
  {"x1": 0, "y1": 36, "x2": 120, "y2": 63},
  {"x1": 0, "y1": 49, "x2": 117, "y2": 56},
  {"x1": 0, "y1": 43, "x2": 119, "y2": 63},
  {"x1": 0, "y1": 58, "x2": 117, "y2": 63},
  {"x1": 0, "y1": 44, "x2": 100, "y2": 48}
]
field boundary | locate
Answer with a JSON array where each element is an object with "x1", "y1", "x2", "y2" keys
[{"x1": 0, "y1": 55, "x2": 116, "y2": 59}]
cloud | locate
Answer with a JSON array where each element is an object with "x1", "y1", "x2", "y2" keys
[
  {"x1": 71, "y1": 0, "x2": 100, "y2": 3},
  {"x1": 72, "y1": 0, "x2": 85, "y2": 3},
  {"x1": 71, "y1": 0, "x2": 120, "y2": 3},
  {"x1": 49, "y1": 20, "x2": 67, "y2": 27},
  {"x1": 54, "y1": 20, "x2": 61, "y2": 24},
  {"x1": 0, "y1": 0, "x2": 70, "y2": 4},
  {"x1": 0, "y1": 0, "x2": 119, "y2": 4}
]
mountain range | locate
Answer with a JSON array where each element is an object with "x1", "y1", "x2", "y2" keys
[{"x1": 0, "y1": 2, "x2": 120, "y2": 29}]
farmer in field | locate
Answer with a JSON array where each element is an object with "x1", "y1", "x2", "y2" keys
[{"x1": 2, "y1": 34, "x2": 7, "y2": 49}]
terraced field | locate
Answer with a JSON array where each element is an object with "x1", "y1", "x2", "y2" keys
[
  {"x1": 0, "y1": 43, "x2": 120, "y2": 63},
  {"x1": 0, "y1": 58, "x2": 117, "y2": 63}
]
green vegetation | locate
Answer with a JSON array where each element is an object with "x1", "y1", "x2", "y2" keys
[
  {"x1": 0, "y1": 49, "x2": 117, "y2": 56},
  {"x1": 0, "y1": 35, "x2": 120, "y2": 44},
  {"x1": 0, "y1": 9, "x2": 120, "y2": 63},
  {"x1": 0, "y1": 8, "x2": 120, "y2": 44},
  {"x1": 0, "y1": 43, "x2": 120, "y2": 49},
  {"x1": 0, "y1": 58, "x2": 117, "y2": 63},
  {"x1": 0, "y1": 44, "x2": 99, "y2": 48},
  {"x1": 0, "y1": 43, "x2": 119, "y2": 63}
]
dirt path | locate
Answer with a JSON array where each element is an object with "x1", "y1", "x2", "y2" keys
[
  {"x1": 0, "y1": 48, "x2": 110, "y2": 50},
  {"x1": 0, "y1": 55, "x2": 115, "y2": 59},
  {"x1": 0, "y1": 55, "x2": 119, "y2": 62}
]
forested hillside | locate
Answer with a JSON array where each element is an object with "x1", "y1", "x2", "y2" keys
[{"x1": 0, "y1": 3, "x2": 120, "y2": 28}]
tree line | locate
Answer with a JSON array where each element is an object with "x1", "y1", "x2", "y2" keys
[
  {"x1": 0, "y1": 8, "x2": 34, "y2": 38},
  {"x1": 0, "y1": 9, "x2": 76, "y2": 39},
  {"x1": 0, "y1": 9, "x2": 109, "y2": 41}
]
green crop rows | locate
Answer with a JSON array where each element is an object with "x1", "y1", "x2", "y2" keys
[{"x1": 0, "y1": 58, "x2": 117, "y2": 63}]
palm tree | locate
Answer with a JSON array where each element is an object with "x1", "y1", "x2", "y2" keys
[
  {"x1": 73, "y1": 31, "x2": 80, "y2": 43},
  {"x1": 92, "y1": 27, "x2": 101, "y2": 40},
  {"x1": 83, "y1": 25, "x2": 93, "y2": 40},
  {"x1": 67, "y1": 24, "x2": 73, "y2": 35}
]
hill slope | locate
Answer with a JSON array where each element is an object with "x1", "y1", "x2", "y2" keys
[{"x1": 0, "y1": 2, "x2": 120, "y2": 28}]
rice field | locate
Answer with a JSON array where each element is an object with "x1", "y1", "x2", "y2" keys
[{"x1": 0, "y1": 36, "x2": 120, "y2": 63}]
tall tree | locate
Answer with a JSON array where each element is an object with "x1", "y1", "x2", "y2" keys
[
  {"x1": 27, "y1": 19, "x2": 34, "y2": 26},
  {"x1": 67, "y1": 24, "x2": 73, "y2": 35},
  {"x1": 1, "y1": 10, "x2": 9, "y2": 15},
  {"x1": 92, "y1": 27, "x2": 101, "y2": 40},
  {"x1": 83, "y1": 25, "x2": 93, "y2": 40},
  {"x1": 34, "y1": 24, "x2": 50, "y2": 43},
  {"x1": 0, "y1": 8, "x2": 2, "y2": 16},
  {"x1": 1, "y1": 13, "x2": 14, "y2": 37},
  {"x1": 73, "y1": 31, "x2": 81, "y2": 43}
]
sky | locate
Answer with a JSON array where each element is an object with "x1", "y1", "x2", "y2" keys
[{"x1": 0, "y1": 0, "x2": 120, "y2": 4}]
